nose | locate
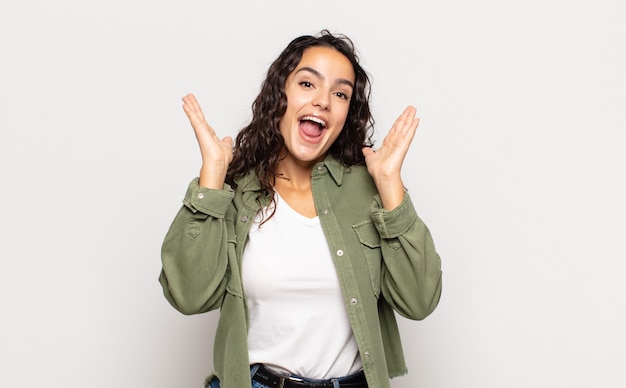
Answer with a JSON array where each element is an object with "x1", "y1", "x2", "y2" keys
[{"x1": 312, "y1": 89, "x2": 330, "y2": 111}]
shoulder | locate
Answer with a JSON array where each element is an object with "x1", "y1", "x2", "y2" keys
[
  {"x1": 344, "y1": 163, "x2": 369, "y2": 176},
  {"x1": 343, "y1": 165, "x2": 374, "y2": 186},
  {"x1": 231, "y1": 169, "x2": 263, "y2": 192}
]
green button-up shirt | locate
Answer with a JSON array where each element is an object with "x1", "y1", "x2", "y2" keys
[{"x1": 160, "y1": 155, "x2": 442, "y2": 388}]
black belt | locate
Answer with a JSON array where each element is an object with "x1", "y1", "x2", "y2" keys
[{"x1": 252, "y1": 365, "x2": 368, "y2": 388}]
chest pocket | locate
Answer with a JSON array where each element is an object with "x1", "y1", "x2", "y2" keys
[{"x1": 353, "y1": 221, "x2": 382, "y2": 298}]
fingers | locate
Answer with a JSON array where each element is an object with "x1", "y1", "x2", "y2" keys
[
  {"x1": 392, "y1": 105, "x2": 419, "y2": 135},
  {"x1": 383, "y1": 105, "x2": 419, "y2": 151},
  {"x1": 221, "y1": 136, "x2": 233, "y2": 148},
  {"x1": 182, "y1": 93, "x2": 206, "y2": 123},
  {"x1": 362, "y1": 146, "x2": 375, "y2": 159},
  {"x1": 182, "y1": 93, "x2": 219, "y2": 139}
]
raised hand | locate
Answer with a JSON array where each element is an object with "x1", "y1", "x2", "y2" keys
[
  {"x1": 362, "y1": 106, "x2": 420, "y2": 210},
  {"x1": 182, "y1": 94, "x2": 233, "y2": 189}
]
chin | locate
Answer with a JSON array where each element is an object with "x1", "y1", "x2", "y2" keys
[{"x1": 295, "y1": 147, "x2": 329, "y2": 163}]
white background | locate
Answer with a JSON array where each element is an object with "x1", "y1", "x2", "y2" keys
[{"x1": 1, "y1": 0, "x2": 624, "y2": 387}]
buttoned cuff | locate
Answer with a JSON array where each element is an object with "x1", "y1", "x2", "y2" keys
[
  {"x1": 182, "y1": 178, "x2": 234, "y2": 219},
  {"x1": 370, "y1": 193, "x2": 418, "y2": 239}
]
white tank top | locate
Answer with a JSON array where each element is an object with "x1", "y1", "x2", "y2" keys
[{"x1": 242, "y1": 193, "x2": 362, "y2": 379}]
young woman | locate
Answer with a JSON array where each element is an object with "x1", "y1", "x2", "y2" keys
[{"x1": 159, "y1": 30, "x2": 442, "y2": 388}]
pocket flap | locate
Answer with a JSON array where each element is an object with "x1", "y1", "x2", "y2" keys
[{"x1": 353, "y1": 221, "x2": 381, "y2": 249}]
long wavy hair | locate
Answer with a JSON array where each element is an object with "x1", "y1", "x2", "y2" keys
[{"x1": 226, "y1": 30, "x2": 374, "y2": 201}]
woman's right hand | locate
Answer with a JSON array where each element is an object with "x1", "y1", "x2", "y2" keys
[{"x1": 182, "y1": 94, "x2": 233, "y2": 189}]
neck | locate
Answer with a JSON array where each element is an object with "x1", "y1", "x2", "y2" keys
[{"x1": 275, "y1": 154, "x2": 324, "y2": 191}]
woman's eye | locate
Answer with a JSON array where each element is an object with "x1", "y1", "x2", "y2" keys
[
  {"x1": 335, "y1": 92, "x2": 349, "y2": 100},
  {"x1": 300, "y1": 81, "x2": 313, "y2": 88}
]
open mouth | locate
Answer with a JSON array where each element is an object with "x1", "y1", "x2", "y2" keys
[{"x1": 299, "y1": 116, "x2": 327, "y2": 139}]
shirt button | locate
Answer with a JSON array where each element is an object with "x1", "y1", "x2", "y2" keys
[
  {"x1": 350, "y1": 298, "x2": 358, "y2": 305},
  {"x1": 336, "y1": 249, "x2": 344, "y2": 256},
  {"x1": 317, "y1": 166, "x2": 324, "y2": 170},
  {"x1": 322, "y1": 209, "x2": 329, "y2": 215},
  {"x1": 197, "y1": 193, "x2": 204, "y2": 199},
  {"x1": 241, "y1": 215, "x2": 249, "y2": 222},
  {"x1": 364, "y1": 351, "x2": 370, "y2": 357}
]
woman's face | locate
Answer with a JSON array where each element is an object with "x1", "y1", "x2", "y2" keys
[{"x1": 278, "y1": 46, "x2": 355, "y2": 166}]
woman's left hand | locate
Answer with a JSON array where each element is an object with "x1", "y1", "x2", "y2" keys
[{"x1": 362, "y1": 106, "x2": 419, "y2": 210}]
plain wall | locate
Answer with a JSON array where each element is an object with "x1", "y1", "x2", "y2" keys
[{"x1": 1, "y1": 0, "x2": 624, "y2": 387}]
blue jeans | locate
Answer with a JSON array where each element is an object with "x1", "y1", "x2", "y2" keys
[{"x1": 208, "y1": 365, "x2": 270, "y2": 388}]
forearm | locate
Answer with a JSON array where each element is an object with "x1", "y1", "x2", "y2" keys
[
  {"x1": 372, "y1": 174, "x2": 405, "y2": 211},
  {"x1": 198, "y1": 161, "x2": 229, "y2": 189}
]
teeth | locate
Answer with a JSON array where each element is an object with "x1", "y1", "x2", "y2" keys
[{"x1": 301, "y1": 115, "x2": 326, "y2": 128}]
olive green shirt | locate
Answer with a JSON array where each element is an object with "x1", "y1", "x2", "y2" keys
[{"x1": 159, "y1": 155, "x2": 442, "y2": 388}]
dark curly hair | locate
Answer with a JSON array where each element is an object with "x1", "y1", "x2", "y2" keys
[{"x1": 226, "y1": 30, "x2": 374, "y2": 199}]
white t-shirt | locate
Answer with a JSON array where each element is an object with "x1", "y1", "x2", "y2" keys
[{"x1": 242, "y1": 193, "x2": 362, "y2": 379}]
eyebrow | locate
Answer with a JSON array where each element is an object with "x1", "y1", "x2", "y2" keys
[{"x1": 295, "y1": 66, "x2": 355, "y2": 89}]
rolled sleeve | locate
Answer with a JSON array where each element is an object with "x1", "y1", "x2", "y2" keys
[
  {"x1": 370, "y1": 193, "x2": 418, "y2": 238},
  {"x1": 182, "y1": 178, "x2": 234, "y2": 218}
]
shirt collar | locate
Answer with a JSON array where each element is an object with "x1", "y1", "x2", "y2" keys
[
  {"x1": 237, "y1": 154, "x2": 347, "y2": 193},
  {"x1": 321, "y1": 154, "x2": 345, "y2": 186}
]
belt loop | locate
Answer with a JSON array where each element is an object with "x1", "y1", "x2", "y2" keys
[
  {"x1": 278, "y1": 377, "x2": 285, "y2": 388},
  {"x1": 250, "y1": 364, "x2": 261, "y2": 378},
  {"x1": 332, "y1": 379, "x2": 340, "y2": 388}
]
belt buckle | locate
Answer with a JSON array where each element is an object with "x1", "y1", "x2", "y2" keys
[
  {"x1": 280, "y1": 376, "x2": 304, "y2": 388},
  {"x1": 283, "y1": 375, "x2": 305, "y2": 388}
]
